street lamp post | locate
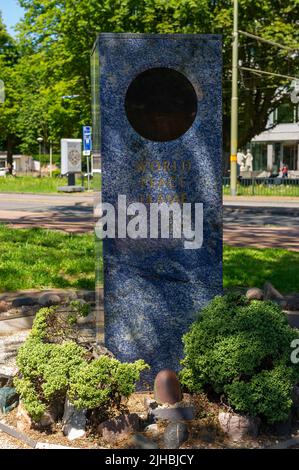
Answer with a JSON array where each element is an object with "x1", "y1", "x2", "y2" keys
[
  {"x1": 49, "y1": 139, "x2": 53, "y2": 177},
  {"x1": 37, "y1": 137, "x2": 43, "y2": 177},
  {"x1": 230, "y1": 0, "x2": 239, "y2": 196}
]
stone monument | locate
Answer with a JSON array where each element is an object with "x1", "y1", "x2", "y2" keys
[{"x1": 92, "y1": 34, "x2": 222, "y2": 382}]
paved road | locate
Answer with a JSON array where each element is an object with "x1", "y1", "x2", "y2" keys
[
  {"x1": 0, "y1": 192, "x2": 95, "y2": 232},
  {"x1": 0, "y1": 193, "x2": 298, "y2": 250}
]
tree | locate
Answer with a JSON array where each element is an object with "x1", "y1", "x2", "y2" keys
[
  {"x1": 0, "y1": 14, "x2": 19, "y2": 172},
  {"x1": 9, "y1": 1, "x2": 299, "y2": 166}
]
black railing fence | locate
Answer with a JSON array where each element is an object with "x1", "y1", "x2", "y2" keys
[{"x1": 223, "y1": 177, "x2": 299, "y2": 197}]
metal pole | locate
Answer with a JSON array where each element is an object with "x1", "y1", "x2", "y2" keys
[
  {"x1": 87, "y1": 155, "x2": 90, "y2": 190},
  {"x1": 49, "y1": 140, "x2": 53, "y2": 177},
  {"x1": 230, "y1": 0, "x2": 238, "y2": 196},
  {"x1": 39, "y1": 142, "x2": 42, "y2": 177}
]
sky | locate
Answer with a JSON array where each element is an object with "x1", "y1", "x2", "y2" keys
[{"x1": 0, "y1": 0, "x2": 24, "y2": 36}]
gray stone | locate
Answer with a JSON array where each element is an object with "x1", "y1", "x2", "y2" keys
[
  {"x1": 39, "y1": 411, "x2": 56, "y2": 428},
  {"x1": 285, "y1": 294, "x2": 299, "y2": 312},
  {"x1": 130, "y1": 433, "x2": 159, "y2": 449},
  {"x1": 150, "y1": 405, "x2": 195, "y2": 422},
  {"x1": 96, "y1": 34, "x2": 223, "y2": 382},
  {"x1": 38, "y1": 293, "x2": 61, "y2": 307},
  {"x1": 144, "y1": 423, "x2": 160, "y2": 436},
  {"x1": 12, "y1": 296, "x2": 37, "y2": 308},
  {"x1": 57, "y1": 185, "x2": 84, "y2": 193},
  {"x1": 0, "y1": 366, "x2": 18, "y2": 387},
  {"x1": 36, "y1": 442, "x2": 80, "y2": 449},
  {"x1": 97, "y1": 413, "x2": 140, "y2": 443},
  {"x1": 164, "y1": 422, "x2": 189, "y2": 449},
  {"x1": 218, "y1": 412, "x2": 260, "y2": 441},
  {"x1": 62, "y1": 398, "x2": 86, "y2": 441},
  {"x1": 271, "y1": 415, "x2": 292, "y2": 437},
  {"x1": 66, "y1": 291, "x2": 78, "y2": 301},
  {"x1": 144, "y1": 397, "x2": 158, "y2": 410},
  {"x1": 16, "y1": 401, "x2": 33, "y2": 432},
  {"x1": 246, "y1": 287, "x2": 264, "y2": 301},
  {"x1": 263, "y1": 282, "x2": 286, "y2": 307},
  {"x1": 76, "y1": 311, "x2": 94, "y2": 325}
]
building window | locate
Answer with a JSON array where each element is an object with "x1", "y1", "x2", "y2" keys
[
  {"x1": 283, "y1": 143, "x2": 298, "y2": 171},
  {"x1": 251, "y1": 142, "x2": 267, "y2": 171},
  {"x1": 274, "y1": 103, "x2": 298, "y2": 124}
]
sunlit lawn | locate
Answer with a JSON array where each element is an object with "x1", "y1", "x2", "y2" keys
[
  {"x1": 0, "y1": 225, "x2": 297, "y2": 293},
  {"x1": 0, "y1": 175, "x2": 93, "y2": 193}
]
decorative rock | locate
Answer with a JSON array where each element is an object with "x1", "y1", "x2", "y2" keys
[
  {"x1": 36, "y1": 442, "x2": 80, "y2": 449},
  {"x1": 263, "y1": 282, "x2": 286, "y2": 307},
  {"x1": 39, "y1": 411, "x2": 56, "y2": 428},
  {"x1": 144, "y1": 423, "x2": 160, "y2": 436},
  {"x1": 271, "y1": 415, "x2": 292, "y2": 437},
  {"x1": 0, "y1": 366, "x2": 18, "y2": 387},
  {"x1": 129, "y1": 433, "x2": 159, "y2": 449},
  {"x1": 38, "y1": 293, "x2": 61, "y2": 307},
  {"x1": 218, "y1": 412, "x2": 260, "y2": 441},
  {"x1": 285, "y1": 294, "x2": 299, "y2": 312},
  {"x1": 0, "y1": 300, "x2": 8, "y2": 313},
  {"x1": 154, "y1": 370, "x2": 182, "y2": 405},
  {"x1": 66, "y1": 291, "x2": 78, "y2": 301},
  {"x1": 92, "y1": 344, "x2": 115, "y2": 359},
  {"x1": 144, "y1": 397, "x2": 158, "y2": 410},
  {"x1": 246, "y1": 287, "x2": 264, "y2": 301},
  {"x1": 150, "y1": 405, "x2": 195, "y2": 422},
  {"x1": 97, "y1": 413, "x2": 140, "y2": 443},
  {"x1": 16, "y1": 402, "x2": 33, "y2": 432},
  {"x1": 12, "y1": 296, "x2": 37, "y2": 308},
  {"x1": 0, "y1": 387, "x2": 18, "y2": 414},
  {"x1": 62, "y1": 398, "x2": 86, "y2": 441},
  {"x1": 164, "y1": 422, "x2": 189, "y2": 449}
]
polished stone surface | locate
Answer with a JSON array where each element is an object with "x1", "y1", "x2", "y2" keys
[{"x1": 97, "y1": 34, "x2": 222, "y2": 383}]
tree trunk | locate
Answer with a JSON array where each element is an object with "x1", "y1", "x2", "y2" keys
[{"x1": 6, "y1": 139, "x2": 14, "y2": 175}]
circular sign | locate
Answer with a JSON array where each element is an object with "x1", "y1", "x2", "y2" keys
[
  {"x1": 125, "y1": 67, "x2": 197, "y2": 142},
  {"x1": 68, "y1": 149, "x2": 81, "y2": 167}
]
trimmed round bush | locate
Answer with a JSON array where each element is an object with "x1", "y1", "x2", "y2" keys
[{"x1": 180, "y1": 294, "x2": 299, "y2": 424}]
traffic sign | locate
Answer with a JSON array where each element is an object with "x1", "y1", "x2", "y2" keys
[{"x1": 83, "y1": 126, "x2": 92, "y2": 155}]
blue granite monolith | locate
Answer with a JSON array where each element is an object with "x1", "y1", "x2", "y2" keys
[{"x1": 93, "y1": 33, "x2": 222, "y2": 384}]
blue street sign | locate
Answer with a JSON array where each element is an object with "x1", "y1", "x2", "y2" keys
[{"x1": 83, "y1": 126, "x2": 92, "y2": 154}]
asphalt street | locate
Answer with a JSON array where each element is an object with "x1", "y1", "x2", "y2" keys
[{"x1": 0, "y1": 192, "x2": 298, "y2": 250}]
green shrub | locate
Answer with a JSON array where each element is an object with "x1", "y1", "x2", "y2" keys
[
  {"x1": 180, "y1": 294, "x2": 299, "y2": 424},
  {"x1": 14, "y1": 307, "x2": 149, "y2": 421},
  {"x1": 69, "y1": 356, "x2": 148, "y2": 410},
  {"x1": 14, "y1": 338, "x2": 86, "y2": 421}
]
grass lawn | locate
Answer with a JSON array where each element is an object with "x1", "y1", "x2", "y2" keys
[
  {"x1": 0, "y1": 225, "x2": 297, "y2": 293},
  {"x1": 0, "y1": 175, "x2": 92, "y2": 193},
  {"x1": 223, "y1": 183, "x2": 299, "y2": 197},
  {"x1": 0, "y1": 225, "x2": 97, "y2": 291}
]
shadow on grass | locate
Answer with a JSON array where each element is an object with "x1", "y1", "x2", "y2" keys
[{"x1": 223, "y1": 246, "x2": 299, "y2": 294}]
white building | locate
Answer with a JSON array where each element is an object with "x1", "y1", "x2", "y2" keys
[
  {"x1": 251, "y1": 103, "x2": 299, "y2": 177},
  {"x1": 0, "y1": 153, "x2": 35, "y2": 174}
]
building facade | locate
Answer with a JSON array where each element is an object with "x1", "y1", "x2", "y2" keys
[{"x1": 251, "y1": 103, "x2": 299, "y2": 177}]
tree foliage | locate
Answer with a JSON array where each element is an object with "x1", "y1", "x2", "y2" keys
[{"x1": 0, "y1": 1, "x2": 298, "y2": 161}]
